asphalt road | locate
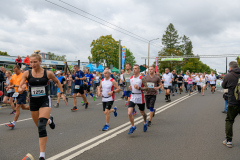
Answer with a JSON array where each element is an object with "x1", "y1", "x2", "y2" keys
[{"x1": 0, "y1": 89, "x2": 240, "y2": 160}]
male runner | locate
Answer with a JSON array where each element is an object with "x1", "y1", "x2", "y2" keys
[
  {"x1": 208, "y1": 71, "x2": 217, "y2": 93},
  {"x1": 123, "y1": 63, "x2": 133, "y2": 106},
  {"x1": 5, "y1": 65, "x2": 30, "y2": 129},
  {"x1": 120, "y1": 69, "x2": 125, "y2": 99},
  {"x1": 183, "y1": 72, "x2": 189, "y2": 93},
  {"x1": 54, "y1": 71, "x2": 68, "y2": 108},
  {"x1": 84, "y1": 68, "x2": 95, "y2": 101},
  {"x1": 162, "y1": 68, "x2": 174, "y2": 102},
  {"x1": 97, "y1": 69, "x2": 120, "y2": 131},
  {"x1": 71, "y1": 65, "x2": 88, "y2": 111},
  {"x1": 128, "y1": 64, "x2": 149, "y2": 134},
  {"x1": 145, "y1": 66, "x2": 161, "y2": 126},
  {"x1": 171, "y1": 70, "x2": 178, "y2": 96}
]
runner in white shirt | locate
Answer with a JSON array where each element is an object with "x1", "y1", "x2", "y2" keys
[
  {"x1": 195, "y1": 73, "x2": 201, "y2": 93},
  {"x1": 127, "y1": 64, "x2": 149, "y2": 134},
  {"x1": 119, "y1": 69, "x2": 125, "y2": 99},
  {"x1": 97, "y1": 69, "x2": 120, "y2": 131},
  {"x1": 205, "y1": 72, "x2": 210, "y2": 89},
  {"x1": 162, "y1": 68, "x2": 174, "y2": 102},
  {"x1": 192, "y1": 73, "x2": 197, "y2": 91},
  {"x1": 183, "y1": 72, "x2": 189, "y2": 93},
  {"x1": 208, "y1": 71, "x2": 217, "y2": 94},
  {"x1": 200, "y1": 74, "x2": 206, "y2": 96}
]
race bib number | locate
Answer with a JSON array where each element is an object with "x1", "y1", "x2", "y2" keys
[
  {"x1": 125, "y1": 78, "x2": 130, "y2": 82},
  {"x1": 7, "y1": 90, "x2": 13, "y2": 94},
  {"x1": 75, "y1": 85, "x2": 80, "y2": 89},
  {"x1": 95, "y1": 79, "x2": 100, "y2": 83},
  {"x1": 87, "y1": 77, "x2": 90, "y2": 82},
  {"x1": 188, "y1": 82, "x2": 193, "y2": 84},
  {"x1": 178, "y1": 81, "x2": 182, "y2": 83},
  {"x1": 164, "y1": 84, "x2": 169, "y2": 88},
  {"x1": 12, "y1": 92, "x2": 19, "y2": 98},
  {"x1": 210, "y1": 80, "x2": 215, "y2": 84},
  {"x1": 131, "y1": 94, "x2": 142, "y2": 104},
  {"x1": 147, "y1": 82, "x2": 154, "y2": 88},
  {"x1": 31, "y1": 86, "x2": 46, "y2": 97}
]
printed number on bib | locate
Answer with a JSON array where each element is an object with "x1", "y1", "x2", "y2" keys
[
  {"x1": 125, "y1": 78, "x2": 130, "y2": 83},
  {"x1": 12, "y1": 92, "x2": 19, "y2": 98},
  {"x1": 147, "y1": 82, "x2": 154, "y2": 88},
  {"x1": 75, "y1": 85, "x2": 80, "y2": 89},
  {"x1": 31, "y1": 86, "x2": 46, "y2": 97},
  {"x1": 7, "y1": 90, "x2": 13, "y2": 94},
  {"x1": 189, "y1": 82, "x2": 193, "y2": 84}
]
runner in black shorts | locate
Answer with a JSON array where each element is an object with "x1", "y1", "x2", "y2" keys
[
  {"x1": 177, "y1": 73, "x2": 183, "y2": 94},
  {"x1": 20, "y1": 54, "x2": 67, "y2": 160},
  {"x1": 162, "y1": 68, "x2": 174, "y2": 102},
  {"x1": 144, "y1": 66, "x2": 161, "y2": 126}
]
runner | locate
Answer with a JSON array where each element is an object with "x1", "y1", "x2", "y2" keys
[
  {"x1": 208, "y1": 71, "x2": 217, "y2": 94},
  {"x1": 205, "y1": 72, "x2": 210, "y2": 90},
  {"x1": 5, "y1": 65, "x2": 30, "y2": 129},
  {"x1": 187, "y1": 74, "x2": 193, "y2": 95},
  {"x1": 19, "y1": 53, "x2": 67, "y2": 160},
  {"x1": 3, "y1": 70, "x2": 15, "y2": 114},
  {"x1": 127, "y1": 64, "x2": 149, "y2": 134},
  {"x1": 84, "y1": 68, "x2": 95, "y2": 102},
  {"x1": 183, "y1": 72, "x2": 189, "y2": 93},
  {"x1": 196, "y1": 73, "x2": 201, "y2": 93},
  {"x1": 162, "y1": 68, "x2": 174, "y2": 102},
  {"x1": 177, "y1": 73, "x2": 183, "y2": 94},
  {"x1": 192, "y1": 72, "x2": 197, "y2": 90},
  {"x1": 94, "y1": 71, "x2": 101, "y2": 98},
  {"x1": 171, "y1": 70, "x2": 178, "y2": 96},
  {"x1": 54, "y1": 71, "x2": 68, "y2": 108},
  {"x1": 71, "y1": 65, "x2": 88, "y2": 111},
  {"x1": 200, "y1": 74, "x2": 206, "y2": 96},
  {"x1": 145, "y1": 66, "x2": 161, "y2": 127},
  {"x1": 123, "y1": 63, "x2": 134, "y2": 107},
  {"x1": 97, "y1": 69, "x2": 120, "y2": 131},
  {"x1": 119, "y1": 69, "x2": 125, "y2": 99}
]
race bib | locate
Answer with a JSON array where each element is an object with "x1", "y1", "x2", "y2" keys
[
  {"x1": 188, "y1": 82, "x2": 193, "y2": 84},
  {"x1": 210, "y1": 80, "x2": 215, "y2": 84},
  {"x1": 164, "y1": 84, "x2": 169, "y2": 88},
  {"x1": 201, "y1": 81, "x2": 205, "y2": 84},
  {"x1": 125, "y1": 78, "x2": 130, "y2": 83},
  {"x1": 7, "y1": 90, "x2": 13, "y2": 94},
  {"x1": 75, "y1": 85, "x2": 80, "y2": 89},
  {"x1": 86, "y1": 77, "x2": 90, "y2": 82},
  {"x1": 12, "y1": 92, "x2": 19, "y2": 98},
  {"x1": 95, "y1": 79, "x2": 100, "y2": 83},
  {"x1": 31, "y1": 86, "x2": 46, "y2": 97},
  {"x1": 147, "y1": 82, "x2": 154, "y2": 88},
  {"x1": 178, "y1": 81, "x2": 182, "y2": 83},
  {"x1": 131, "y1": 94, "x2": 142, "y2": 104}
]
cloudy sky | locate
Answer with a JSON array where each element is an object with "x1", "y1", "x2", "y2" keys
[{"x1": 0, "y1": 0, "x2": 240, "y2": 72}]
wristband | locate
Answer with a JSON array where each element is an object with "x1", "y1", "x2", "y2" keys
[
  {"x1": 139, "y1": 87, "x2": 141, "y2": 90},
  {"x1": 113, "y1": 90, "x2": 115, "y2": 93}
]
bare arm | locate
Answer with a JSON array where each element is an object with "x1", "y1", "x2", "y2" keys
[
  {"x1": 135, "y1": 77, "x2": 148, "y2": 91},
  {"x1": 97, "y1": 81, "x2": 102, "y2": 97},
  {"x1": 19, "y1": 71, "x2": 29, "y2": 88}
]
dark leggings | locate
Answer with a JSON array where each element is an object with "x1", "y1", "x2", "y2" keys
[{"x1": 197, "y1": 85, "x2": 201, "y2": 92}]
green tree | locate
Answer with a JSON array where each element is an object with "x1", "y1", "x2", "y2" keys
[
  {"x1": 125, "y1": 48, "x2": 136, "y2": 68},
  {"x1": 0, "y1": 51, "x2": 10, "y2": 56},
  {"x1": 162, "y1": 23, "x2": 181, "y2": 49},
  {"x1": 48, "y1": 52, "x2": 66, "y2": 61},
  {"x1": 89, "y1": 35, "x2": 119, "y2": 68}
]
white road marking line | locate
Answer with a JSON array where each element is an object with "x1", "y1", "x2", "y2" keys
[
  {"x1": 48, "y1": 92, "x2": 197, "y2": 160},
  {"x1": 0, "y1": 118, "x2": 32, "y2": 126},
  {"x1": 96, "y1": 103, "x2": 102, "y2": 105}
]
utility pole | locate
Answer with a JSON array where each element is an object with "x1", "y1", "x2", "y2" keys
[
  {"x1": 226, "y1": 57, "x2": 227, "y2": 73},
  {"x1": 119, "y1": 40, "x2": 121, "y2": 74},
  {"x1": 148, "y1": 38, "x2": 159, "y2": 69}
]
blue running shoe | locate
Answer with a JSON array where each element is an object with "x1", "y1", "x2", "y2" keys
[
  {"x1": 102, "y1": 124, "x2": 109, "y2": 131},
  {"x1": 113, "y1": 107, "x2": 117, "y2": 117},
  {"x1": 143, "y1": 123, "x2": 148, "y2": 132},
  {"x1": 128, "y1": 126, "x2": 136, "y2": 135}
]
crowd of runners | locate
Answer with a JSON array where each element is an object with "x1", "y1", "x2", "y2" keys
[{"x1": 0, "y1": 54, "x2": 221, "y2": 160}]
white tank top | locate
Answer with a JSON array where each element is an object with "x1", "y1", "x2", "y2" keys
[
  {"x1": 95, "y1": 76, "x2": 100, "y2": 83},
  {"x1": 130, "y1": 75, "x2": 145, "y2": 104},
  {"x1": 102, "y1": 78, "x2": 114, "y2": 102}
]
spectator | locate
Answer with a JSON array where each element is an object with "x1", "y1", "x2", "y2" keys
[
  {"x1": 0, "y1": 67, "x2": 5, "y2": 94},
  {"x1": 51, "y1": 66, "x2": 56, "y2": 73},
  {"x1": 15, "y1": 55, "x2": 22, "y2": 68},
  {"x1": 23, "y1": 55, "x2": 30, "y2": 70},
  {"x1": 222, "y1": 61, "x2": 240, "y2": 148}
]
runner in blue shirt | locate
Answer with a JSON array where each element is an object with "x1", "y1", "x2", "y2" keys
[
  {"x1": 54, "y1": 71, "x2": 68, "y2": 108},
  {"x1": 71, "y1": 65, "x2": 88, "y2": 111},
  {"x1": 83, "y1": 68, "x2": 95, "y2": 102}
]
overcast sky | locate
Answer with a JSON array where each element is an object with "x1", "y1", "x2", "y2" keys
[{"x1": 0, "y1": 0, "x2": 240, "y2": 72}]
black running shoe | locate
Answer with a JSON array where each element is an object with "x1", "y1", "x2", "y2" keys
[
  {"x1": 85, "y1": 102, "x2": 89, "y2": 109},
  {"x1": 66, "y1": 97, "x2": 68, "y2": 103},
  {"x1": 148, "y1": 121, "x2": 152, "y2": 127},
  {"x1": 49, "y1": 116, "x2": 55, "y2": 129},
  {"x1": 39, "y1": 157, "x2": 45, "y2": 160}
]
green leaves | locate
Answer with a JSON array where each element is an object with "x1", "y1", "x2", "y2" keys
[
  {"x1": 48, "y1": 52, "x2": 66, "y2": 61},
  {"x1": 125, "y1": 48, "x2": 136, "y2": 68},
  {"x1": 0, "y1": 51, "x2": 10, "y2": 56}
]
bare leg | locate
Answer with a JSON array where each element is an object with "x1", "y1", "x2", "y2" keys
[
  {"x1": 128, "y1": 107, "x2": 134, "y2": 126},
  {"x1": 81, "y1": 94, "x2": 87, "y2": 103},
  {"x1": 13, "y1": 104, "x2": 21, "y2": 122},
  {"x1": 104, "y1": 109, "x2": 114, "y2": 124},
  {"x1": 73, "y1": 93, "x2": 77, "y2": 106},
  {"x1": 140, "y1": 111, "x2": 147, "y2": 123}
]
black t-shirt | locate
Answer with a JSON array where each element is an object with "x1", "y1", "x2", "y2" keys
[
  {"x1": 177, "y1": 76, "x2": 183, "y2": 83},
  {"x1": 173, "y1": 74, "x2": 178, "y2": 83}
]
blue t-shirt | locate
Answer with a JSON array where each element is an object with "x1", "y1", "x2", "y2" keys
[
  {"x1": 56, "y1": 76, "x2": 65, "y2": 93},
  {"x1": 85, "y1": 73, "x2": 94, "y2": 86},
  {"x1": 72, "y1": 70, "x2": 85, "y2": 86}
]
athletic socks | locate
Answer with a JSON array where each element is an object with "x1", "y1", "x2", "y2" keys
[
  {"x1": 49, "y1": 119, "x2": 52, "y2": 124},
  {"x1": 12, "y1": 121, "x2": 16, "y2": 125},
  {"x1": 90, "y1": 92, "x2": 93, "y2": 97},
  {"x1": 40, "y1": 152, "x2": 45, "y2": 158}
]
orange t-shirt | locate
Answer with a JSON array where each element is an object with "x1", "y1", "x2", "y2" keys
[{"x1": 10, "y1": 72, "x2": 27, "y2": 92}]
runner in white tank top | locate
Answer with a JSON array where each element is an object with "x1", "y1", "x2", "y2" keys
[
  {"x1": 128, "y1": 64, "x2": 149, "y2": 135},
  {"x1": 97, "y1": 69, "x2": 120, "y2": 131}
]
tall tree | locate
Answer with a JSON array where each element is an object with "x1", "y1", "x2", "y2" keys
[
  {"x1": 125, "y1": 48, "x2": 136, "y2": 68},
  {"x1": 0, "y1": 51, "x2": 10, "y2": 56},
  {"x1": 48, "y1": 52, "x2": 66, "y2": 61},
  {"x1": 89, "y1": 35, "x2": 119, "y2": 68},
  {"x1": 162, "y1": 23, "x2": 181, "y2": 49}
]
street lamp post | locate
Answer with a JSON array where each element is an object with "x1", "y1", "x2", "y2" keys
[{"x1": 148, "y1": 38, "x2": 159, "y2": 69}]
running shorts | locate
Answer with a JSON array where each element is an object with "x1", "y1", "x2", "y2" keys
[
  {"x1": 210, "y1": 84, "x2": 216, "y2": 87},
  {"x1": 30, "y1": 96, "x2": 51, "y2": 111},
  {"x1": 128, "y1": 101, "x2": 145, "y2": 111},
  {"x1": 73, "y1": 86, "x2": 84, "y2": 94},
  {"x1": 102, "y1": 101, "x2": 114, "y2": 111},
  {"x1": 145, "y1": 95, "x2": 156, "y2": 109},
  {"x1": 17, "y1": 91, "x2": 27, "y2": 105}
]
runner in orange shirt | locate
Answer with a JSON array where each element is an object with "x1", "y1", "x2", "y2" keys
[{"x1": 5, "y1": 65, "x2": 29, "y2": 129}]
